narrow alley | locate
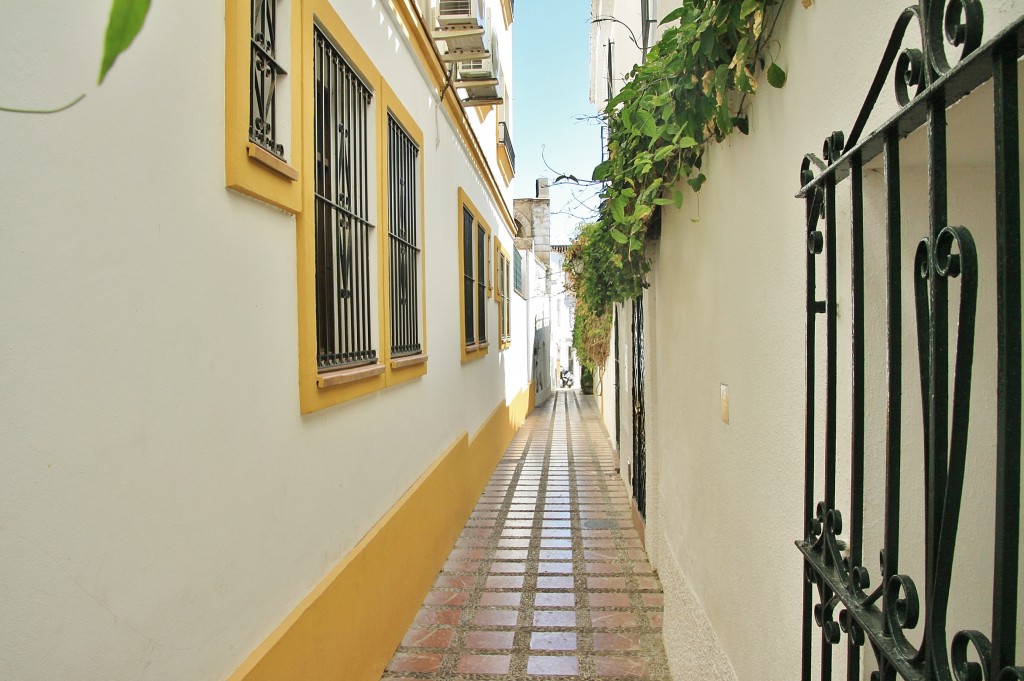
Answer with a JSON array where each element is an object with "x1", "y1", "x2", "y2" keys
[{"x1": 382, "y1": 391, "x2": 670, "y2": 680}]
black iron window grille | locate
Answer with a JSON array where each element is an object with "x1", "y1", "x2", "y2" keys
[
  {"x1": 463, "y1": 207, "x2": 476, "y2": 345},
  {"x1": 477, "y1": 225, "x2": 487, "y2": 343},
  {"x1": 797, "y1": 3, "x2": 1022, "y2": 680},
  {"x1": 250, "y1": 0, "x2": 286, "y2": 158},
  {"x1": 497, "y1": 251, "x2": 511, "y2": 344},
  {"x1": 387, "y1": 115, "x2": 421, "y2": 358},
  {"x1": 513, "y1": 248, "x2": 525, "y2": 297},
  {"x1": 314, "y1": 28, "x2": 377, "y2": 371}
]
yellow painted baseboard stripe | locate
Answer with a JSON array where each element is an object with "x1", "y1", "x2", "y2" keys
[{"x1": 226, "y1": 384, "x2": 534, "y2": 681}]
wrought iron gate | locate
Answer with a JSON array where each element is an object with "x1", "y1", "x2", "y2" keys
[
  {"x1": 631, "y1": 296, "x2": 647, "y2": 519},
  {"x1": 797, "y1": 3, "x2": 1022, "y2": 680}
]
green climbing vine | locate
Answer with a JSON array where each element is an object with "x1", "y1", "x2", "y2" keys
[{"x1": 564, "y1": 0, "x2": 795, "y2": 368}]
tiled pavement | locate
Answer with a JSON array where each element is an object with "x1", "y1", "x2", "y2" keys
[{"x1": 382, "y1": 390, "x2": 670, "y2": 680}]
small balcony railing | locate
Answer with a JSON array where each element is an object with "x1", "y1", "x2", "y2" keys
[{"x1": 498, "y1": 121, "x2": 515, "y2": 173}]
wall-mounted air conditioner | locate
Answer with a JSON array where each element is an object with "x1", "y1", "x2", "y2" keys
[
  {"x1": 436, "y1": 0, "x2": 485, "y2": 27},
  {"x1": 458, "y1": 33, "x2": 498, "y2": 80}
]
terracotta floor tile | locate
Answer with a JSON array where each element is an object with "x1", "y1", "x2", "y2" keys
[
  {"x1": 526, "y1": 656, "x2": 580, "y2": 675},
  {"x1": 540, "y1": 538, "x2": 572, "y2": 548},
  {"x1": 484, "y1": 575, "x2": 524, "y2": 589},
  {"x1": 534, "y1": 592, "x2": 575, "y2": 607},
  {"x1": 594, "y1": 656, "x2": 650, "y2": 677},
  {"x1": 493, "y1": 549, "x2": 529, "y2": 560},
  {"x1": 593, "y1": 631, "x2": 643, "y2": 651},
  {"x1": 489, "y1": 561, "x2": 526, "y2": 574},
  {"x1": 423, "y1": 590, "x2": 469, "y2": 606},
  {"x1": 591, "y1": 611, "x2": 640, "y2": 628},
  {"x1": 589, "y1": 592, "x2": 632, "y2": 607},
  {"x1": 643, "y1": 593, "x2": 665, "y2": 607},
  {"x1": 386, "y1": 652, "x2": 443, "y2": 673},
  {"x1": 434, "y1": 575, "x2": 476, "y2": 589},
  {"x1": 536, "y1": 576, "x2": 574, "y2": 590},
  {"x1": 530, "y1": 631, "x2": 578, "y2": 651},
  {"x1": 456, "y1": 654, "x2": 510, "y2": 675},
  {"x1": 586, "y1": 561, "x2": 625, "y2": 574},
  {"x1": 444, "y1": 561, "x2": 480, "y2": 573},
  {"x1": 539, "y1": 549, "x2": 573, "y2": 560},
  {"x1": 587, "y1": 576, "x2": 627, "y2": 590},
  {"x1": 413, "y1": 608, "x2": 460, "y2": 626},
  {"x1": 479, "y1": 591, "x2": 522, "y2": 607},
  {"x1": 538, "y1": 562, "x2": 574, "y2": 574},
  {"x1": 401, "y1": 627, "x2": 454, "y2": 649},
  {"x1": 533, "y1": 610, "x2": 577, "y2": 627},
  {"x1": 473, "y1": 610, "x2": 519, "y2": 626},
  {"x1": 465, "y1": 630, "x2": 515, "y2": 649}
]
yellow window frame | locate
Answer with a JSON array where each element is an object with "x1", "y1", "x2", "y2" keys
[
  {"x1": 295, "y1": 0, "x2": 428, "y2": 413},
  {"x1": 457, "y1": 187, "x2": 491, "y2": 364},
  {"x1": 225, "y1": 0, "x2": 302, "y2": 213}
]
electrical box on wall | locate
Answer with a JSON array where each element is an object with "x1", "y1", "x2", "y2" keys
[{"x1": 721, "y1": 384, "x2": 729, "y2": 424}]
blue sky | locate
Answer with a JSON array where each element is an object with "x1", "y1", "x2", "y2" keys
[{"x1": 511, "y1": 0, "x2": 603, "y2": 244}]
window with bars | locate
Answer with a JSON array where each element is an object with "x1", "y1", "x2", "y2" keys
[
  {"x1": 461, "y1": 202, "x2": 490, "y2": 351},
  {"x1": 513, "y1": 248, "x2": 525, "y2": 298},
  {"x1": 476, "y1": 224, "x2": 487, "y2": 343},
  {"x1": 250, "y1": 0, "x2": 286, "y2": 157},
  {"x1": 387, "y1": 115, "x2": 422, "y2": 358},
  {"x1": 313, "y1": 27, "x2": 377, "y2": 371},
  {"x1": 497, "y1": 249, "x2": 511, "y2": 345}
]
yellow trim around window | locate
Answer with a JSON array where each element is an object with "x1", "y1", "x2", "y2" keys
[
  {"x1": 495, "y1": 242, "x2": 511, "y2": 350},
  {"x1": 296, "y1": 0, "x2": 427, "y2": 413},
  {"x1": 225, "y1": 0, "x2": 302, "y2": 213},
  {"x1": 457, "y1": 187, "x2": 491, "y2": 364},
  {"x1": 381, "y1": 84, "x2": 428, "y2": 387},
  {"x1": 500, "y1": 0, "x2": 514, "y2": 27}
]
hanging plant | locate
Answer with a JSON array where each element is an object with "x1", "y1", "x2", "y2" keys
[{"x1": 566, "y1": 0, "x2": 793, "y2": 320}]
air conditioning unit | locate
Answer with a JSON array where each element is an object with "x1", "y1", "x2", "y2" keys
[
  {"x1": 458, "y1": 33, "x2": 498, "y2": 80},
  {"x1": 436, "y1": 0, "x2": 485, "y2": 27}
]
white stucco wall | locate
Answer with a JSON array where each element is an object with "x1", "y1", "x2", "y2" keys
[
  {"x1": 0, "y1": 1, "x2": 526, "y2": 680},
  {"x1": 592, "y1": 0, "x2": 1024, "y2": 678}
]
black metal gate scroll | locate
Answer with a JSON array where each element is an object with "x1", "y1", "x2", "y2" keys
[{"x1": 797, "y1": 3, "x2": 1023, "y2": 680}]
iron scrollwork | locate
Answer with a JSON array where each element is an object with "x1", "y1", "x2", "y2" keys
[{"x1": 798, "y1": 1, "x2": 1023, "y2": 679}]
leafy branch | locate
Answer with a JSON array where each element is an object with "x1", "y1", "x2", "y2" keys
[
  {"x1": 568, "y1": 0, "x2": 794, "y2": 316},
  {"x1": 1, "y1": 0, "x2": 151, "y2": 114}
]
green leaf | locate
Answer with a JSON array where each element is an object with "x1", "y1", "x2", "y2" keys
[
  {"x1": 592, "y1": 160, "x2": 613, "y2": 182},
  {"x1": 633, "y1": 109, "x2": 658, "y2": 137},
  {"x1": 652, "y1": 197, "x2": 674, "y2": 206},
  {"x1": 677, "y1": 136, "x2": 699, "y2": 149},
  {"x1": 629, "y1": 237, "x2": 643, "y2": 251},
  {"x1": 609, "y1": 228, "x2": 629, "y2": 244},
  {"x1": 687, "y1": 173, "x2": 707, "y2": 192},
  {"x1": 660, "y1": 6, "x2": 687, "y2": 25},
  {"x1": 99, "y1": 0, "x2": 151, "y2": 84},
  {"x1": 672, "y1": 188, "x2": 685, "y2": 209},
  {"x1": 767, "y1": 62, "x2": 787, "y2": 88},
  {"x1": 610, "y1": 196, "x2": 628, "y2": 223},
  {"x1": 653, "y1": 145, "x2": 674, "y2": 162}
]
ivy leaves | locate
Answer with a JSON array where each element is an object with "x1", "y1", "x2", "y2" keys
[
  {"x1": 99, "y1": 0, "x2": 151, "y2": 84},
  {"x1": 576, "y1": 0, "x2": 789, "y2": 314}
]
